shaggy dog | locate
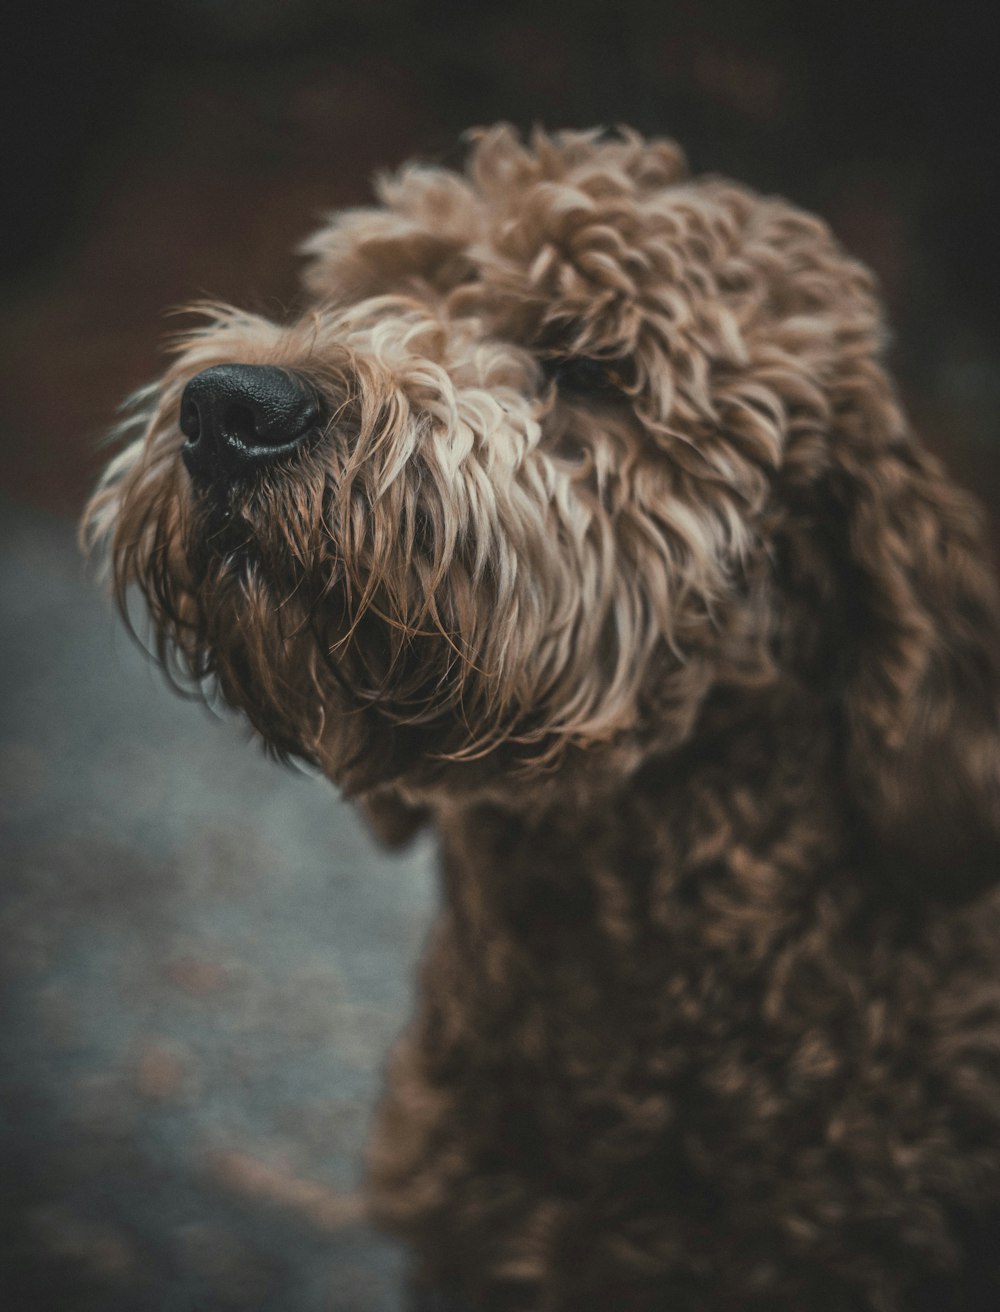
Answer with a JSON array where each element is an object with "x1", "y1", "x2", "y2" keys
[{"x1": 84, "y1": 127, "x2": 1000, "y2": 1310}]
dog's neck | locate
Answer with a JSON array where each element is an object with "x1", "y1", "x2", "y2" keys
[{"x1": 426, "y1": 680, "x2": 860, "y2": 988}]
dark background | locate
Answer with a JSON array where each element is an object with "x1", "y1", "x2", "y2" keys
[
  {"x1": 4, "y1": 0, "x2": 1000, "y2": 518},
  {"x1": 2, "y1": 2, "x2": 999, "y2": 1309}
]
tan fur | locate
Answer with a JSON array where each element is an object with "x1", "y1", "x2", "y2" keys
[{"x1": 84, "y1": 127, "x2": 1000, "y2": 1310}]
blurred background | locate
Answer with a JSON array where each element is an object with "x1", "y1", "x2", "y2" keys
[{"x1": 2, "y1": 1, "x2": 998, "y2": 1309}]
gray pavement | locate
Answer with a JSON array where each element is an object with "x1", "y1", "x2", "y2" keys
[{"x1": 0, "y1": 497, "x2": 438, "y2": 1311}]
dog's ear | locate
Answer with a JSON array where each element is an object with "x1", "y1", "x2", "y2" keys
[{"x1": 810, "y1": 386, "x2": 1000, "y2": 891}]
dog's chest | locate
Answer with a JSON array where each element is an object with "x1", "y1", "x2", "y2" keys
[{"x1": 425, "y1": 794, "x2": 861, "y2": 1157}]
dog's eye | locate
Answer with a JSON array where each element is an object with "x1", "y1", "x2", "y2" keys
[{"x1": 541, "y1": 356, "x2": 628, "y2": 396}]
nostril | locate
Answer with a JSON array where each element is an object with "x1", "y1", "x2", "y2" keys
[{"x1": 179, "y1": 398, "x2": 202, "y2": 442}]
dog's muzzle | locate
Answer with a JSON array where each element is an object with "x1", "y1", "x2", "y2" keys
[{"x1": 179, "y1": 364, "x2": 324, "y2": 484}]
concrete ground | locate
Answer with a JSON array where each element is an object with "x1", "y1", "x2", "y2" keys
[{"x1": 0, "y1": 496, "x2": 438, "y2": 1311}]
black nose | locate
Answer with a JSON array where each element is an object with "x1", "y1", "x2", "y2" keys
[{"x1": 179, "y1": 364, "x2": 324, "y2": 482}]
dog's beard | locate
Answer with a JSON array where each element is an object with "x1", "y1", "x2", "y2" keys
[{"x1": 93, "y1": 419, "x2": 563, "y2": 784}]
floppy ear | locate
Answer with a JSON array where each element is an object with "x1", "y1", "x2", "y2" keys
[{"x1": 821, "y1": 379, "x2": 1000, "y2": 891}]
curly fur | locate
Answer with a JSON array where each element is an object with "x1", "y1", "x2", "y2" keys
[{"x1": 83, "y1": 126, "x2": 1000, "y2": 1310}]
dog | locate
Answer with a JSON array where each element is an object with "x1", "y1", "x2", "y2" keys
[{"x1": 84, "y1": 126, "x2": 1000, "y2": 1310}]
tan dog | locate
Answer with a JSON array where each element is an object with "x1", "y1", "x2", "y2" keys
[{"x1": 85, "y1": 127, "x2": 1000, "y2": 1310}]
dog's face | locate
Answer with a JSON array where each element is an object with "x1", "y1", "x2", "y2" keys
[{"x1": 84, "y1": 125, "x2": 918, "y2": 804}]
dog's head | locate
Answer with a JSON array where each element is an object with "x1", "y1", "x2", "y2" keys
[{"x1": 84, "y1": 126, "x2": 1000, "y2": 868}]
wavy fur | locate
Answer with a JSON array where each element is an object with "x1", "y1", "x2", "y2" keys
[{"x1": 84, "y1": 126, "x2": 1000, "y2": 1309}]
